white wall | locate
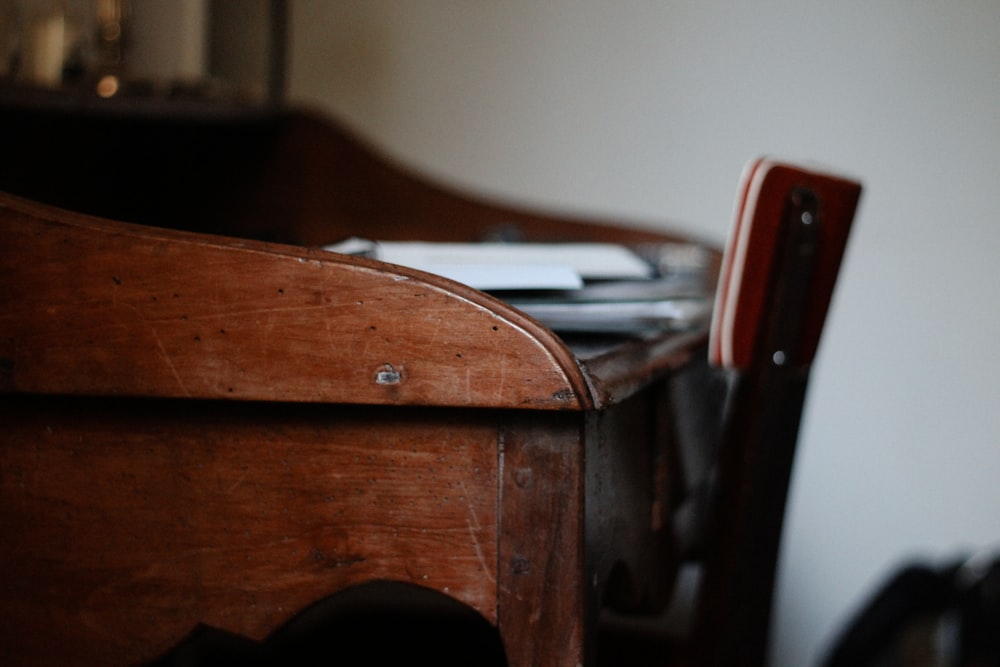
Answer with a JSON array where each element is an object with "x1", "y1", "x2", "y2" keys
[{"x1": 287, "y1": 2, "x2": 1000, "y2": 664}]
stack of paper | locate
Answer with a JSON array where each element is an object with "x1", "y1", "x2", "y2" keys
[{"x1": 324, "y1": 239, "x2": 710, "y2": 335}]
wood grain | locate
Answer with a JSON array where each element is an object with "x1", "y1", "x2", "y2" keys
[
  {"x1": 0, "y1": 397, "x2": 499, "y2": 665},
  {"x1": 0, "y1": 194, "x2": 591, "y2": 410},
  {"x1": 0, "y1": 100, "x2": 733, "y2": 666},
  {"x1": 498, "y1": 412, "x2": 587, "y2": 666}
]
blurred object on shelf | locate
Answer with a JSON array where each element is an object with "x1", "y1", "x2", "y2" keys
[{"x1": 0, "y1": 0, "x2": 285, "y2": 104}]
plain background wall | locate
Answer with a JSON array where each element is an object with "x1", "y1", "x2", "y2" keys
[{"x1": 286, "y1": 2, "x2": 1000, "y2": 664}]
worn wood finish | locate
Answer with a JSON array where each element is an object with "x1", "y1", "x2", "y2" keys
[
  {"x1": 494, "y1": 383, "x2": 684, "y2": 666},
  {"x1": 0, "y1": 206, "x2": 701, "y2": 665},
  {"x1": 0, "y1": 384, "x2": 690, "y2": 666},
  {"x1": 0, "y1": 194, "x2": 591, "y2": 410},
  {"x1": 0, "y1": 397, "x2": 500, "y2": 665},
  {"x1": 498, "y1": 412, "x2": 588, "y2": 665},
  {"x1": 0, "y1": 100, "x2": 729, "y2": 666}
]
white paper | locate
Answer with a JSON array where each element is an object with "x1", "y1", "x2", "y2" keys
[
  {"x1": 325, "y1": 240, "x2": 655, "y2": 290},
  {"x1": 401, "y1": 262, "x2": 583, "y2": 290}
]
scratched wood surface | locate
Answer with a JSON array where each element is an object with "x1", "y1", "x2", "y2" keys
[
  {"x1": 497, "y1": 412, "x2": 588, "y2": 665},
  {"x1": 0, "y1": 100, "x2": 723, "y2": 666},
  {"x1": 0, "y1": 397, "x2": 499, "y2": 665},
  {"x1": 493, "y1": 384, "x2": 685, "y2": 666},
  {"x1": 0, "y1": 101, "x2": 719, "y2": 412},
  {"x1": 0, "y1": 194, "x2": 592, "y2": 410}
]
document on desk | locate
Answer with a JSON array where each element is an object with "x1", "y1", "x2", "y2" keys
[
  {"x1": 324, "y1": 239, "x2": 710, "y2": 334},
  {"x1": 502, "y1": 278, "x2": 712, "y2": 334},
  {"x1": 325, "y1": 239, "x2": 655, "y2": 290}
]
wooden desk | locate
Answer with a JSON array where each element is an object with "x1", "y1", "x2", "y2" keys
[{"x1": 0, "y1": 103, "x2": 719, "y2": 665}]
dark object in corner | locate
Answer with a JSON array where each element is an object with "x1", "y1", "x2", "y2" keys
[{"x1": 822, "y1": 552, "x2": 1000, "y2": 667}]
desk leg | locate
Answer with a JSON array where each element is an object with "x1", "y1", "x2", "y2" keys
[{"x1": 498, "y1": 414, "x2": 589, "y2": 667}]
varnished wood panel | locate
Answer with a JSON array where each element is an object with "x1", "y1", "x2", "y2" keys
[
  {"x1": 498, "y1": 413, "x2": 587, "y2": 666},
  {"x1": 0, "y1": 100, "x2": 740, "y2": 667},
  {"x1": 0, "y1": 195, "x2": 590, "y2": 410},
  {"x1": 0, "y1": 397, "x2": 499, "y2": 665}
]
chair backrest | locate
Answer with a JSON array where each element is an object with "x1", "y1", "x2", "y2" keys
[
  {"x1": 709, "y1": 159, "x2": 861, "y2": 372},
  {"x1": 690, "y1": 159, "x2": 862, "y2": 666}
]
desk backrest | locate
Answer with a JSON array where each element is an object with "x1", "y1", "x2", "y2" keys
[{"x1": 0, "y1": 96, "x2": 686, "y2": 249}]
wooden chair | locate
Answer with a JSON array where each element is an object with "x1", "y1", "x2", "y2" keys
[
  {"x1": 0, "y1": 93, "x2": 860, "y2": 665},
  {"x1": 600, "y1": 159, "x2": 862, "y2": 666}
]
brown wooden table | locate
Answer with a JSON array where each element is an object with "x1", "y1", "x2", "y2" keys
[{"x1": 0, "y1": 103, "x2": 723, "y2": 665}]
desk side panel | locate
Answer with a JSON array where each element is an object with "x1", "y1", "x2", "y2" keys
[
  {"x1": 0, "y1": 397, "x2": 499, "y2": 665},
  {"x1": 0, "y1": 196, "x2": 589, "y2": 410}
]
